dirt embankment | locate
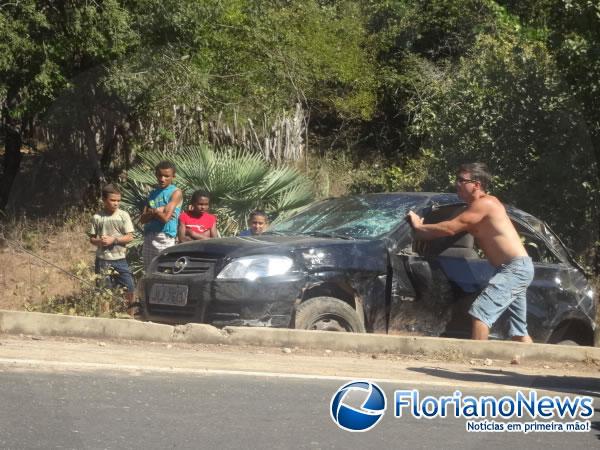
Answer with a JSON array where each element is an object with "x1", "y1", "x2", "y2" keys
[{"x1": 0, "y1": 223, "x2": 93, "y2": 310}]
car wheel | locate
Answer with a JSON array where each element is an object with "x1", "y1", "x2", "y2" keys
[
  {"x1": 294, "y1": 296, "x2": 365, "y2": 333},
  {"x1": 557, "y1": 339, "x2": 579, "y2": 346}
]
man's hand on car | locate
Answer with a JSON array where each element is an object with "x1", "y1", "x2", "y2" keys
[{"x1": 407, "y1": 211, "x2": 423, "y2": 229}]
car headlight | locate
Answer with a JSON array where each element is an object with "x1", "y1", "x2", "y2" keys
[{"x1": 217, "y1": 255, "x2": 294, "y2": 281}]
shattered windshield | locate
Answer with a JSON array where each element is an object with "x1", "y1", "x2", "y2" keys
[{"x1": 269, "y1": 194, "x2": 426, "y2": 239}]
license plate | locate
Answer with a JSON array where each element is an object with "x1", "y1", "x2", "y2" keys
[{"x1": 149, "y1": 284, "x2": 188, "y2": 306}]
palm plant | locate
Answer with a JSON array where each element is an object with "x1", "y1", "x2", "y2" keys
[{"x1": 121, "y1": 144, "x2": 314, "y2": 236}]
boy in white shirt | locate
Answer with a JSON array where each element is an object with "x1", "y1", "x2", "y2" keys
[{"x1": 88, "y1": 184, "x2": 135, "y2": 314}]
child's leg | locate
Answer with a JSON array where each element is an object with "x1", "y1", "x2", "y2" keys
[
  {"x1": 143, "y1": 233, "x2": 159, "y2": 272},
  {"x1": 110, "y1": 259, "x2": 136, "y2": 315},
  {"x1": 95, "y1": 258, "x2": 113, "y2": 288},
  {"x1": 95, "y1": 258, "x2": 113, "y2": 313}
]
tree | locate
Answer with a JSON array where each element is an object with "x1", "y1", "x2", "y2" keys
[
  {"x1": 355, "y1": 0, "x2": 502, "y2": 155},
  {"x1": 411, "y1": 32, "x2": 597, "y2": 253},
  {"x1": 1, "y1": 0, "x2": 379, "y2": 213},
  {"x1": 102, "y1": 0, "x2": 378, "y2": 151},
  {"x1": 0, "y1": 0, "x2": 136, "y2": 209}
]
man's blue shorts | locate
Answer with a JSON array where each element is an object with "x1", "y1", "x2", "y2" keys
[{"x1": 468, "y1": 256, "x2": 534, "y2": 337}]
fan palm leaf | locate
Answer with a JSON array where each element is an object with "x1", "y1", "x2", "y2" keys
[{"x1": 121, "y1": 143, "x2": 314, "y2": 235}]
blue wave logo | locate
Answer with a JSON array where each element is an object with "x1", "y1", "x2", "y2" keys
[{"x1": 330, "y1": 380, "x2": 387, "y2": 432}]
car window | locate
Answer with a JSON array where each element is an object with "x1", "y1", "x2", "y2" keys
[
  {"x1": 270, "y1": 195, "x2": 426, "y2": 239},
  {"x1": 508, "y1": 209, "x2": 571, "y2": 261},
  {"x1": 513, "y1": 222, "x2": 560, "y2": 264}
]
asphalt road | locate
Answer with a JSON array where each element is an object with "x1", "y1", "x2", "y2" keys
[
  {"x1": 0, "y1": 333, "x2": 599, "y2": 450},
  {"x1": 0, "y1": 370, "x2": 598, "y2": 450}
]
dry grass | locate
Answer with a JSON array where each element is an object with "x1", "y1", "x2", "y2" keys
[{"x1": 0, "y1": 211, "x2": 95, "y2": 311}]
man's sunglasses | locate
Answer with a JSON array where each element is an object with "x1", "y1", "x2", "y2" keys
[{"x1": 456, "y1": 176, "x2": 478, "y2": 184}]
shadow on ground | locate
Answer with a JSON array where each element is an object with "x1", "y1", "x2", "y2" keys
[
  {"x1": 408, "y1": 366, "x2": 600, "y2": 397},
  {"x1": 410, "y1": 366, "x2": 600, "y2": 439}
]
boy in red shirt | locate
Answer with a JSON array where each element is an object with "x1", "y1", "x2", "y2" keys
[{"x1": 178, "y1": 190, "x2": 218, "y2": 241}]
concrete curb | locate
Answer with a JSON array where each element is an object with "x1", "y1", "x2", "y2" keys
[
  {"x1": 0, "y1": 310, "x2": 227, "y2": 344},
  {"x1": 1, "y1": 310, "x2": 598, "y2": 363},
  {"x1": 224, "y1": 327, "x2": 600, "y2": 363}
]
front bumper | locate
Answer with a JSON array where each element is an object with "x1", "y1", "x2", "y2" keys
[{"x1": 142, "y1": 273, "x2": 306, "y2": 327}]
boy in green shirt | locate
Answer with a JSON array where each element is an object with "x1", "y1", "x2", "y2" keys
[{"x1": 88, "y1": 184, "x2": 135, "y2": 314}]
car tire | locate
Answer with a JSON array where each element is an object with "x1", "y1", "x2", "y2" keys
[
  {"x1": 294, "y1": 296, "x2": 365, "y2": 333},
  {"x1": 556, "y1": 339, "x2": 579, "y2": 346}
]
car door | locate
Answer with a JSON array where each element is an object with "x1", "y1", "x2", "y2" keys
[{"x1": 388, "y1": 204, "x2": 485, "y2": 337}]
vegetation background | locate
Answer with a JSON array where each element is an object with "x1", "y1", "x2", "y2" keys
[{"x1": 1, "y1": 0, "x2": 599, "y2": 312}]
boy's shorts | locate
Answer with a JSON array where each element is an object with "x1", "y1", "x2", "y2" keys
[
  {"x1": 95, "y1": 258, "x2": 135, "y2": 292},
  {"x1": 468, "y1": 256, "x2": 534, "y2": 337},
  {"x1": 143, "y1": 232, "x2": 176, "y2": 271}
]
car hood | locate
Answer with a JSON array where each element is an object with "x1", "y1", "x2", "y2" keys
[{"x1": 160, "y1": 234, "x2": 388, "y2": 272}]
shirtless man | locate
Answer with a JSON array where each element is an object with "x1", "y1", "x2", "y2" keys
[{"x1": 408, "y1": 163, "x2": 533, "y2": 342}]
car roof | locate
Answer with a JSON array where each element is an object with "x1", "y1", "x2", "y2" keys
[
  {"x1": 355, "y1": 192, "x2": 538, "y2": 218},
  {"x1": 340, "y1": 192, "x2": 553, "y2": 236},
  {"x1": 339, "y1": 191, "x2": 462, "y2": 205},
  {"x1": 360, "y1": 192, "x2": 571, "y2": 263}
]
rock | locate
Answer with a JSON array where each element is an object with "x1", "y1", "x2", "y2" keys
[
  {"x1": 469, "y1": 359, "x2": 477, "y2": 365},
  {"x1": 325, "y1": 349, "x2": 332, "y2": 355},
  {"x1": 31, "y1": 336, "x2": 44, "y2": 341},
  {"x1": 543, "y1": 365, "x2": 551, "y2": 369},
  {"x1": 510, "y1": 356, "x2": 520, "y2": 365},
  {"x1": 484, "y1": 358, "x2": 493, "y2": 366},
  {"x1": 282, "y1": 347, "x2": 292, "y2": 354},
  {"x1": 371, "y1": 354, "x2": 378, "y2": 359},
  {"x1": 98, "y1": 342, "x2": 106, "y2": 347}
]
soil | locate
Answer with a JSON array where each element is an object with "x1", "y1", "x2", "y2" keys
[
  {"x1": 0, "y1": 227, "x2": 93, "y2": 310},
  {"x1": 0, "y1": 334, "x2": 598, "y2": 389}
]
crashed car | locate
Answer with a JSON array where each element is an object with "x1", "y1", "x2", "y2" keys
[{"x1": 140, "y1": 193, "x2": 597, "y2": 345}]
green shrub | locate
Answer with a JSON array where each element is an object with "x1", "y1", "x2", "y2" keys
[{"x1": 26, "y1": 262, "x2": 131, "y2": 317}]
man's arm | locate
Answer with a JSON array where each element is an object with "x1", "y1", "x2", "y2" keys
[
  {"x1": 140, "y1": 189, "x2": 182, "y2": 224},
  {"x1": 208, "y1": 222, "x2": 218, "y2": 238},
  {"x1": 89, "y1": 236, "x2": 103, "y2": 247},
  {"x1": 88, "y1": 220, "x2": 102, "y2": 247},
  {"x1": 408, "y1": 201, "x2": 488, "y2": 240},
  {"x1": 185, "y1": 228, "x2": 211, "y2": 240},
  {"x1": 178, "y1": 221, "x2": 190, "y2": 242},
  {"x1": 152, "y1": 189, "x2": 183, "y2": 224},
  {"x1": 112, "y1": 233, "x2": 133, "y2": 246},
  {"x1": 140, "y1": 206, "x2": 154, "y2": 224}
]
